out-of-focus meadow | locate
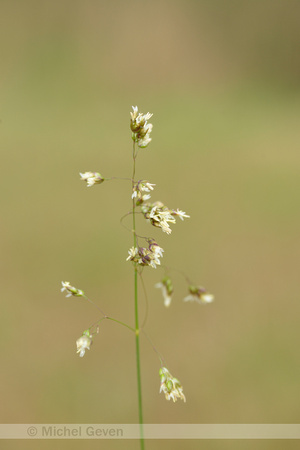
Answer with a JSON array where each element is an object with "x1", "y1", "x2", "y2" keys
[{"x1": 1, "y1": 1, "x2": 300, "y2": 449}]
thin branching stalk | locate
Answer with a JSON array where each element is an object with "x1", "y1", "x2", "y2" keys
[{"x1": 132, "y1": 141, "x2": 145, "y2": 449}]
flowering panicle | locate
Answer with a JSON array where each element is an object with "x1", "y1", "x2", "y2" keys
[
  {"x1": 155, "y1": 276, "x2": 174, "y2": 307},
  {"x1": 60, "y1": 104, "x2": 214, "y2": 418},
  {"x1": 141, "y1": 201, "x2": 189, "y2": 234},
  {"x1": 126, "y1": 240, "x2": 164, "y2": 269},
  {"x1": 132, "y1": 180, "x2": 155, "y2": 205},
  {"x1": 130, "y1": 106, "x2": 153, "y2": 148},
  {"x1": 76, "y1": 330, "x2": 92, "y2": 357},
  {"x1": 159, "y1": 367, "x2": 186, "y2": 403},
  {"x1": 61, "y1": 281, "x2": 84, "y2": 298},
  {"x1": 183, "y1": 285, "x2": 214, "y2": 304},
  {"x1": 80, "y1": 172, "x2": 105, "y2": 187}
]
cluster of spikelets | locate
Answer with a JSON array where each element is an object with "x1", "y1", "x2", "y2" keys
[
  {"x1": 79, "y1": 172, "x2": 104, "y2": 187},
  {"x1": 76, "y1": 330, "x2": 92, "y2": 358},
  {"x1": 126, "y1": 239, "x2": 164, "y2": 269},
  {"x1": 130, "y1": 106, "x2": 153, "y2": 148},
  {"x1": 141, "y1": 201, "x2": 189, "y2": 234},
  {"x1": 131, "y1": 180, "x2": 155, "y2": 205},
  {"x1": 159, "y1": 367, "x2": 186, "y2": 403}
]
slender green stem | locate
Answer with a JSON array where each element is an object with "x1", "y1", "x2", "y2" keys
[
  {"x1": 135, "y1": 268, "x2": 144, "y2": 448},
  {"x1": 132, "y1": 141, "x2": 145, "y2": 450},
  {"x1": 139, "y1": 272, "x2": 149, "y2": 330}
]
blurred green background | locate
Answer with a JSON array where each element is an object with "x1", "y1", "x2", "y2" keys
[{"x1": 1, "y1": 1, "x2": 300, "y2": 449}]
